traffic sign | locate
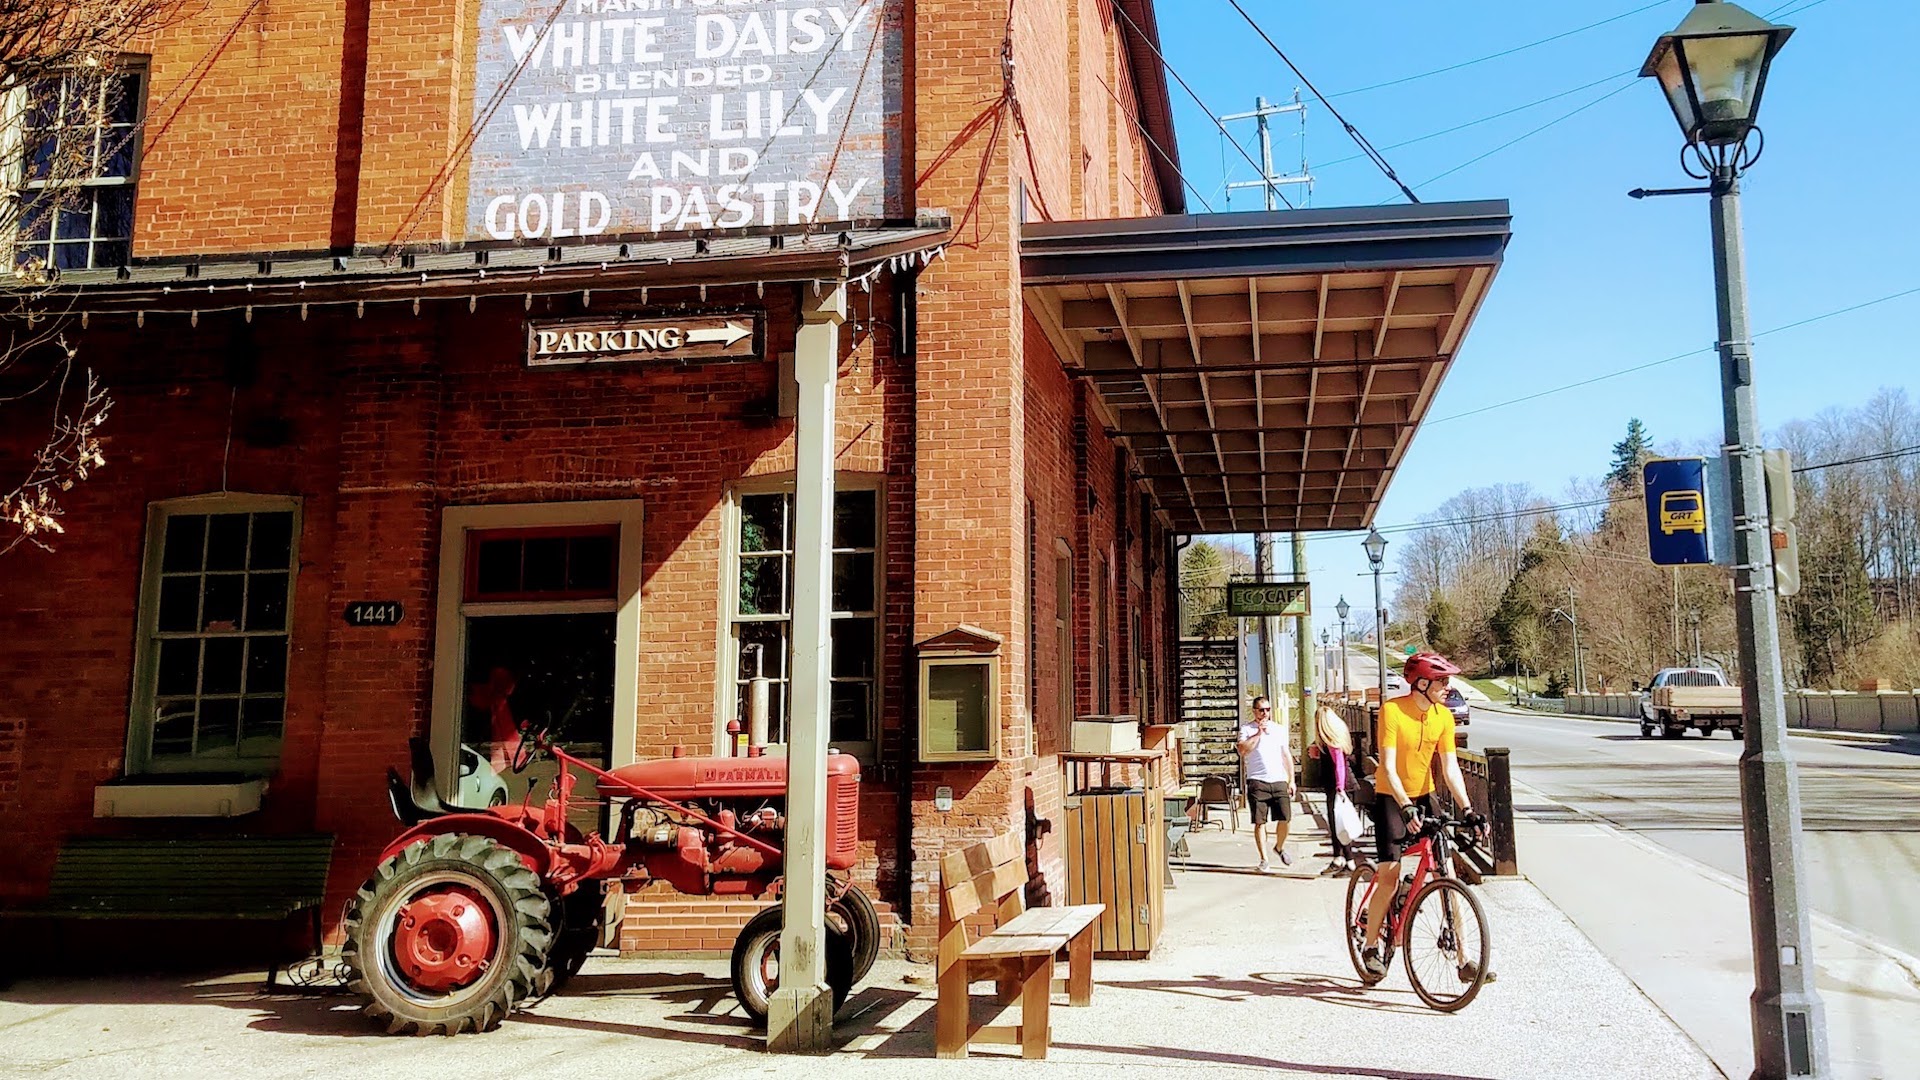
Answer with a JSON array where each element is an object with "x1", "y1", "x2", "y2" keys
[
  {"x1": 1644, "y1": 457, "x2": 1713, "y2": 565},
  {"x1": 1227, "y1": 581, "x2": 1309, "y2": 617}
]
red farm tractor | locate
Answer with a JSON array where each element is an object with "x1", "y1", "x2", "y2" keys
[{"x1": 342, "y1": 731, "x2": 877, "y2": 1035}]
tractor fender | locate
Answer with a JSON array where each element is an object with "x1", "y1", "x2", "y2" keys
[{"x1": 377, "y1": 811, "x2": 554, "y2": 875}]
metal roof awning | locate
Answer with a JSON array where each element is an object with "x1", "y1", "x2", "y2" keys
[{"x1": 1021, "y1": 201, "x2": 1510, "y2": 534}]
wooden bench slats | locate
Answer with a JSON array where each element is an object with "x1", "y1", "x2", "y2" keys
[
  {"x1": 959, "y1": 933, "x2": 1070, "y2": 960},
  {"x1": 997, "y1": 904, "x2": 1103, "y2": 940},
  {"x1": 942, "y1": 859, "x2": 1028, "y2": 922}
]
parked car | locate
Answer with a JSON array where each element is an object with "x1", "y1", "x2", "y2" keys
[{"x1": 1637, "y1": 667, "x2": 1742, "y2": 739}]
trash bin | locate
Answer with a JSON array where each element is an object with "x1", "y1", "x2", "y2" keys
[{"x1": 1064, "y1": 790, "x2": 1164, "y2": 959}]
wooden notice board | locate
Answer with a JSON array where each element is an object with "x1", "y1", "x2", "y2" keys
[{"x1": 1064, "y1": 791, "x2": 1164, "y2": 958}]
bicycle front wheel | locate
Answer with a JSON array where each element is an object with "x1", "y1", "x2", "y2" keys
[
  {"x1": 1401, "y1": 877, "x2": 1490, "y2": 1011},
  {"x1": 1343, "y1": 863, "x2": 1384, "y2": 984}
]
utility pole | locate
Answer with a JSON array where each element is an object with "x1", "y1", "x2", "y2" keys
[
  {"x1": 1220, "y1": 91, "x2": 1313, "y2": 210},
  {"x1": 1570, "y1": 587, "x2": 1585, "y2": 694},
  {"x1": 1292, "y1": 532, "x2": 1312, "y2": 763},
  {"x1": 1253, "y1": 534, "x2": 1279, "y2": 708}
]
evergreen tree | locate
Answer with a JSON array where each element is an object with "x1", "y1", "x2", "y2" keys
[{"x1": 1607, "y1": 418, "x2": 1655, "y2": 490}]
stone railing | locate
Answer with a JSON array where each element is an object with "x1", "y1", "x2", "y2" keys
[{"x1": 1526, "y1": 689, "x2": 1920, "y2": 734}]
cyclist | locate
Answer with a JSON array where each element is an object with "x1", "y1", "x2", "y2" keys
[{"x1": 1359, "y1": 650, "x2": 1487, "y2": 979}]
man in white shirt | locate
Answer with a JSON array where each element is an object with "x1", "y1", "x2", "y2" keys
[{"x1": 1237, "y1": 696, "x2": 1295, "y2": 872}]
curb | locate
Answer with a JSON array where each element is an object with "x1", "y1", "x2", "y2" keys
[{"x1": 1474, "y1": 702, "x2": 1915, "y2": 746}]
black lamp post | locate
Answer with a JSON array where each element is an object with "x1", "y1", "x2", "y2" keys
[
  {"x1": 1638, "y1": 5, "x2": 1824, "y2": 1077},
  {"x1": 1362, "y1": 529, "x2": 1387, "y2": 711},
  {"x1": 1335, "y1": 595, "x2": 1351, "y2": 696}
]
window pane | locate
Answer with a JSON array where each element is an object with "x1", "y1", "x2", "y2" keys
[
  {"x1": 91, "y1": 240, "x2": 129, "y2": 268},
  {"x1": 245, "y1": 572, "x2": 288, "y2": 631},
  {"x1": 566, "y1": 533, "x2": 616, "y2": 593},
  {"x1": 738, "y1": 553, "x2": 785, "y2": 616},
  {"x1": 830, "y1": 618, "x2": 875, "y2": 678},
  {"x1": 740, "y1": 494, "x2": 784, "y2": 552},
  {"x1": 197, "y1": 698, "x2": 239, "y2": 754},
  {"x1": 833, "y1": 490, "x2": 876, "y2": 548},
  {"x1": 830, "y1": 681, "x2": 871, "y2": 744},
  {"x1": 110, "y1": 74, "x2": 143, "y2": 125},
  {"x1": 157, "y1": 576, "x2": 200, "y2": 632},
  {"x1": 52, "y1": 243, "x2": 89, "y2": 271},
  {"x1": 831, "y1": 552, "x2": 874, "y2": 613},
  {"x1": 17, "y1": 197, "x2": 53, "y2": 243},
  {"x1": 162, "y1": 515, "x2": 206, "y2": 572},
  {"x1": 96, "y1": 187, "x2": 135, "y2": 239},
  {"x1": 24, "y1": 132, "x2": 56, "y2": 181},
  {"x1": 245, "y1": 638, "x2": 287, "y2": 695},
  {"x1": 53, "y1": 204, "x2": 92, "y2": 241},
  {"x1": 738, "y1": 620, "x2": 788, "y2": 679},
  {"x1": 205, "y1": 513, "x2": 249, "y2": 571},
  {"x1": 25, "y1": 79, "x2": 59, "y2": 129},
  {"x1": 99, "y1": 128, "x2": 133, "y2": 178},
  {"x1": 927, "y1": 664, "x2": 991, "y2": 754},
  {"x1": 241, "y1": 697, "x2": 284, "y2": 753},
  {"x1": 249, "y1": 512, "x2": 293, "y2": 569},
  {"x1": 201, "y1": 637, "x2": 244, "y2": 695},
  {"x1": 474, "y1": 537, "x2": 521, "y2": 595},
  {"x1": 522, "y1": 536, "x2": 567, "y2": 592},
  {"x1": 156, "y1": 639, "x2": 199, "y2": 697},
  {"x1": 201, "y1": 573, "x2": 244, "y2": 629},
  {"x1": 151, "y1": 701, "x2": 195, "y2": 757}
]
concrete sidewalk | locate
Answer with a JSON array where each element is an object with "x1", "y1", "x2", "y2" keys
[{"x1": 0, "y1": 824, "x2": 1715, "y2": 1080}]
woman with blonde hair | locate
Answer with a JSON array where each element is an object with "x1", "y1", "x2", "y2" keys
[{"x1": 1310, "y1": 704, "x2": 1360, "y2": 871}]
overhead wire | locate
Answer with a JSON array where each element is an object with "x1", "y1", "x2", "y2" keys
[
  {"x1": 1403, "y1": 80, "x2": 1639, "y2": 195},
  {"x1": 1329, "y1": 1, "x2": 1668, "y2": 99},
  {"x1": 1317, "y1": 69, "x2": 1637, "y2": 173},
  {"x1": 1107, "y1": 0, "x2": 1295, "y2": 209},
  {"x1": 1221, "y1": 0, "x2": 1419, "y2": 204}
]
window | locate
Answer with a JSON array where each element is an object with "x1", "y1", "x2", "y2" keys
[
  {"x1": 130, "y1": 496, "x2": 299, "y2": 774},
  {"x1": 729, "y1": 483, "x2": 882, "y2": 756},
  {"x1": 12, "y1": 63, "x2": 146, "y2": 271}
]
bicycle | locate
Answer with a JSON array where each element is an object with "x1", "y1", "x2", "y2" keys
[{"x1": 1342, "y1": 811, "x2": 1492, "y2": 1011}]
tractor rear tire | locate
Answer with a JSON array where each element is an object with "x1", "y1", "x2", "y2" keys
[
  {"x1": 828, "y1": 883, "x2": 881, "y2": 985},
  {"x1": 730, "y1": 905, "x2": 854, "y2": 1025},
  {"x1": 342, "y1": 833, "x2": 553, "y2": 1036},
  {"x1": 539, "y1": 882, "x2": 606, "y2": 997}
]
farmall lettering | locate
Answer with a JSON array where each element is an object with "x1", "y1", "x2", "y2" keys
[
  {"x1": 467, "y1": 1, "x2": 904, "y2": 241},
  {"x1": 527, "y1": 313, "x2": 760, "y2": 367}
]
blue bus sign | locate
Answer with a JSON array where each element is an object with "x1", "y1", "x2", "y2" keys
[{"x1": 1644, "y1": 457, "x2": 1713, "y2": 566}]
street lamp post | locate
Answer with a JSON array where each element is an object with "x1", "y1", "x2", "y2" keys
[
  {"x1": 1362, "y1": 529, "x2": 1387, "y2": 712},
  {"x1": 1335, "y1": 595, "x2": 1351, "y2": 697},
  {"x1": 1638, "y1": 5, "x2": 1825, "y2": 1076}
]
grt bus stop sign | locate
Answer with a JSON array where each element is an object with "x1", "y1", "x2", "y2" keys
[{"x1": 1643, "y1": 457, "x2": 1713, "y2": 565}]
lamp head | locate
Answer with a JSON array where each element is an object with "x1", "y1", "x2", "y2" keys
[
  {"x1": 1362, "y1": 527, "x2": 1387, "y2": 568},
  {"x1": 1336, "y1": 596, "x2": 1351, "y2": 621},
  {"x1": 1640, "y1": 1, "x2": 1792, "y2": 150}
]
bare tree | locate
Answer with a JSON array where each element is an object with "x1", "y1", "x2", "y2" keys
[{"x1": 0, "y1": 1, "x2": 200, "y2": 552}]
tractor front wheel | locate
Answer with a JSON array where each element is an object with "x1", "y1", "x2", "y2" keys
[
  {"x1": 828, "y1": 883, "x2": 881, "y2": 985},
  {"x1": 730, "y1": 905, "x2": 854, "y2": 1025},
  {"x1": 342, "y1": 833, "x2": 553, "y2": 1035},
  {"x1": 538, "y1": 881, "x2": 607, "y2": 996}
]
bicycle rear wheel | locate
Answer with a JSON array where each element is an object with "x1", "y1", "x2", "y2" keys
[
  {"x1": 1343, "y1": 864, "x2": 1386, "y2": 985},
  {"x1": 1401, "y1": 877, "x2": 1490, "y2": 1011}
]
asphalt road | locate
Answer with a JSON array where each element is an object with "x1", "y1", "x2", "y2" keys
[{"x1": 1470, "y1": 707, "x2": 1920, "y2": 960}]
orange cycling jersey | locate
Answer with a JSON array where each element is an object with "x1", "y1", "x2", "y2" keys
[{"x1": 1374, "y1": 695, "x2": 1456, "y2": 799}]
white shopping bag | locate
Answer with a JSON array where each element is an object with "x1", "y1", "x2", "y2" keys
[{"x1": 1333, "y1": 792, "x2": 1364, "y2": 846}]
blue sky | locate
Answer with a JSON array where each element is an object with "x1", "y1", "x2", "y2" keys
[{"x1": 1151, "y1": 0, "x2": 1920, "y2": 638}]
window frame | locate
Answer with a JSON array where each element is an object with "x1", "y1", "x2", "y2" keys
[
  {"x1": 429, "y1": 501, "x2": 644, "y2": 806},
  {"x1": 126, "y1": 493, "x2": 302, "y2": 777},
  {"x1": 718, "y1": 474, "x2": 886, "y2": 761},
  {"x1": 8, "y1": 58, "x2": 148, "y2": 271}
]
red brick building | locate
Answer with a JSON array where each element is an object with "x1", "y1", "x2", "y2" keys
[{"x1": 0, "y1": 0, "x2": 1507, "y2": 961}]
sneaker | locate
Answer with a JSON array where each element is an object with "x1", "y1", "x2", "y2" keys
[
  {"x1": 1256, "y1": 859, "x2": 1271, "y2": 874},
  {"x1": 1458, "y1": 961, "x2": 1498, "y2": 984},
  {"x1": 1362, "y1": 948, "x2": 1388, "y2": 979},
  {"x1": 1275, "y1": 845, "x2": 1292, "y2": 867}
]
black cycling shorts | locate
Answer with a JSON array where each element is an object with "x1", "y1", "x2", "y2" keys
[
  {"x1": 1246, "y1": 777, "x2": 1291, "y2": 826},
  {"x1": 1372, "y1": 793, "x2": 1436, "y2": 864}
]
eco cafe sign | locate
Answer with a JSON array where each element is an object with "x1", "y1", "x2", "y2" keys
[{"x1": 466, "y1": 0, "x2": 906, "y2": 242}]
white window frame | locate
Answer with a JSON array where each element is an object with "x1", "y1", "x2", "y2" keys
[
  {"x1": 7, "y1": 59, "x2": 148, "y2": 271},
  {"x1": 429, "y1": 500, "x2": 644, "y2": 804},
  {"x1": 126, "y1": 493, "x2": 301, "y2": 776},
  {"x1": 717, "y1": 474, "x2": 885, "y2": 761}
]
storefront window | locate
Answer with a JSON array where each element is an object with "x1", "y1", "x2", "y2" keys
[
  {"x1": 731, "y1": 485, "x2": 881, "y2": 754},
  {"x1": 131, "y1": 496, "x2": 298, "y2": 773}
]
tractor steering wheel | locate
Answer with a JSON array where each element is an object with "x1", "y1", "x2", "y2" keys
[{"x1": 510, "y1": 724, "x2": 543, "y2": 774}]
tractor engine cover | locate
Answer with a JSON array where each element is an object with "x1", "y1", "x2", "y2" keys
[{"x1": 598, "y1": 753, "x2": 862, "y2": 870}]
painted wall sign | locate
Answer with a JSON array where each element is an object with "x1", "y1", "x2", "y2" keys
[
  {"x1": 466, "y1": 1, "x2": 906, "y2": 242},
  {"x1": 527, "y1": 312, "x2": 762, "y2": 366},
  {"x1": 344, "y1": 601, "x2": 405, "y2": 626},
  {"x1": 1226, "y1": 582, "x2": 1310, "y2": 618}
]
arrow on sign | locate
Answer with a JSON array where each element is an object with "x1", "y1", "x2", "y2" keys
[{"x1": 686, "y1": 322, "x2": 751, "y2": 347}]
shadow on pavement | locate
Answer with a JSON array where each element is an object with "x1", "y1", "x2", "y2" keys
[
  {"x1": 1045, "y1": 1041, "x2": 1501, "y2": 1079},
  {"x1": 1094, "y1": 970, "x2": 1433, "y2": 1016}
]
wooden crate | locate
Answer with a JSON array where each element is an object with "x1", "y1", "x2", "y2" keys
[{"x1": 1063, "y1": 791, "x2": 1163, "y2": 959}]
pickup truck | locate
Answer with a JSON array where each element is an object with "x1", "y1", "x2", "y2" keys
[{"x1": 1639, "y1": 667, "x2": 1744, "y2": 739}]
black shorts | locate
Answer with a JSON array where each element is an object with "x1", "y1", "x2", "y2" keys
[
  {"x1": 1246, "y1": 777, "x2": 1291, "y2": 825},
  {"x1": 1372, "y1": 793, "x2": 1437, "y2": 864}
]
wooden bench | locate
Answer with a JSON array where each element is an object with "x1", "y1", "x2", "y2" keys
[
  {"x1": 0, "y1": 834, "x2": 335, "y2": 986},
  {"x1": 935, "y1": 833, "x2": 1104, "y2": 1059}
]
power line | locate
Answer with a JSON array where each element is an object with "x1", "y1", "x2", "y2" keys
[
  {"x1": 1108, "y1": 0, "x2": 1295, "y2": 209},
  {"x1": 1795, "y1": 444, "x2": 1920, "y2": 473},
  {"x1": 1318, "y1": 69, "x2": 1636, "y2": 172},
  {"x1": 1222, "y1": 0, "x2": 1419, "y2": 204},
  {"x1": 1329, "y1": 1, "x2": 1668, "y2": 99},
  {"x1": 1403, "y1": 80, "x2": 1638, "y2": 195},
  {"x1": 1431, "y1": 284, "x2": 1920, "y2": 425},
  {"x1": 1091, "y1": 71, "x2": 1218, "y2": 213}
]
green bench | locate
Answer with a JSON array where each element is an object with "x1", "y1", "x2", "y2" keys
[{"x1": 1, "y1": 834, "x2": 335, "y2": 986}]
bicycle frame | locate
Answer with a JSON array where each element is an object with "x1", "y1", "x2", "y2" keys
[{"x1": 1357, "y1": 818, "x2": 1456, "y2": 946}]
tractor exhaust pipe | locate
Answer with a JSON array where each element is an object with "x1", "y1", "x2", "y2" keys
[{"x1": 744, "y1": 644, "x2": 770, "y2": 757}]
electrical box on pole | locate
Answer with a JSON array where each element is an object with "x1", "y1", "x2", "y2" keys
[{"x1": 1764, "y1": 448, "x2": 1800, "y2": 597}]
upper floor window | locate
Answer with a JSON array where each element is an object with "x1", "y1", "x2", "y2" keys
[{"x1": 11, "y1": 62, "x2": 146, "y2": 272}]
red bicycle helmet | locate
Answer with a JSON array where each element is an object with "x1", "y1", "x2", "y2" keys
[{"x1": 1403, "y1": 651, "x2": 1462, "y2": 686}]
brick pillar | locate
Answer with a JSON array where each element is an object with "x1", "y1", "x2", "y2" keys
[
  {"x1": 354, "y1": 1, "x2": 475, "y2": 247},
  {"x1": 313, "y1": 314, "x2": 443, "y2": 931}
]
